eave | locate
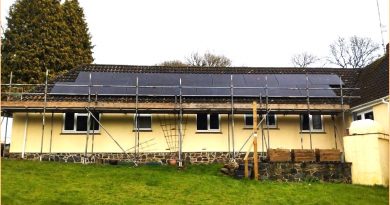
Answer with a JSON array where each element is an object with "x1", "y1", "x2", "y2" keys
[{"x1": 1, "y1": 101, "x2": 349, "y2": 115}]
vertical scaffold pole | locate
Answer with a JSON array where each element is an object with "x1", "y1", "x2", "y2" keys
[
  {"x1": 230, "y1": 75, "x2": 235, "y2": 158},
  {"x1": 92, "y1": 114, "x2": 95, "y2": 155},
  {"x1": 178, "y1": 78, "x2": 183, "y2": 167},
  {"x1": 306, "y1": 73, "x2": 313, "y2": 150},
  {"x1": 253, "y1": 101, "x2": 259, "y2": 181},
  {"x1": 49, "y1": 112, "x2": 54, "y2": 161},
  {"x1": 227, "y1": 113, "x2": 231, "y2": 159},
  {"x1": 39, "y1": 69, "x2": 48, "y2": 161},
  {"x1": 22, "y1": 112, "x2": 29, "y2": 159},
  {"x1": 135, "y1": 77, "x2": 139, "y2": 162},
  {"x1": 265, "y1": 75, "x2": 270, "y2": 150},
  {"x1": 259, "y1": 93, "x2": 265, "y2": 157},
  {"x1": 340, "y1": 77, "x2": 346, "y2": 162},
  {"x1": 84, "y1": 73, "x2": 92, "y2": 164},
  {"x1": 174, "y1": 95, "x2": 178, "y2": 152},
  {"x1": 332, "y1": 115, "x2": 338, "y2": 149}
]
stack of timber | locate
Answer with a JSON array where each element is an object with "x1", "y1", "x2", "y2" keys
[
  {"x1": 267, "y1": 149, "x2": 291, "y2": 162},
  {"x1": 315, "y1": 149, "x2": 341, "y2": 162},
  {"x1": 291, "y1": 149, "x2": 315, "y2": 162}
]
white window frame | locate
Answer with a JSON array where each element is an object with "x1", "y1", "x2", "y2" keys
[
  {"x1": 301, "y1": 114, "x2": 324, "y2": 132},
  {"x1": 196, "y1": 113, "x2": 220, "y2": 132},
  {"x1": 354, "y1": 110, "x2": 374, "y2": 121},
  {"x1": 134, "y1": 114, "x2": 152, "y2": 131},
  {"x1": 244, "y1": 114, "x2": 277, "y2": 128},
  {"x1": 62, "y1": 112, "x2": 100, "y2": 133}
]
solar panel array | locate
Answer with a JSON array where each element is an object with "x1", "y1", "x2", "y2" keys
[{"x1": 50, "y1": 72, "x2": 343, "y2": 97}]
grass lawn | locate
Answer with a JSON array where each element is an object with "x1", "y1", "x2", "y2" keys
[{"x1": 1, "y1": 159, "x2": 388, "y2": 205}]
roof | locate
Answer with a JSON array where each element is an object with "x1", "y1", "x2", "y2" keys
[
  {"x1": 351, "y1": 53, "x2": 389, "y2": 107},
  {"x1": 25, "y1": 65, "x2": 360, "y2": 105}
]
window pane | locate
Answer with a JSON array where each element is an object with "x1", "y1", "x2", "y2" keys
[
  {"x1": 301, "y1": 114, "x2": 310, "y2": 131},
  {"x1": 137, "y1": 115, "x2": 152, "y2": 129},
  {"x1": 312, "y1": 115, "x2": 322, "y2": 130},
  {"x1": 356, "y1": 115, "x2": 362, "y2": 120},
  {"x1": 197, "y1": 114, "x2": 207, "y2": 130},
  {"x1": 210, "y1": 113, "x2": 219, "y2": 130},
  {"x1": 90, "y1": 112, "x2": 99, "y2": 130},
  {"x1": 364, "y1": 112, "x2": 374, "y2": 120},
  {"x1": 64, "y1": 112, "x2": 74, "y2": 130},
  {"x1": 267, "y1": 114, "x2": 276, "y2": 126},
  {"x1": 76, "y1": 115, "x2": 88, "y2": 131},
  {"x1": 245, "y1": 115, "x2": 253, "y2": 127}
]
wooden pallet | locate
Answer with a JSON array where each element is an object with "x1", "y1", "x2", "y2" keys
[
  {"x1": 267, "y1": 149, "x2": 291, "y2": 162},
  {"x1": 315, "y1": 149, "x2": 341, "y2": 162},
  {"x1": 291, "y1": 149, "x2": 316, "y2": 162}
]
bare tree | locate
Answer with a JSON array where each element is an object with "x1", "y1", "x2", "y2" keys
[
  {"x1": 159, "y1": 60, "x2": 187, "y2": 67},
  {"x1": 185, "y1": 52, "x2": 205, "y2": 66},
  {"x1": 328, "y1": 36, "x2": 380, "y2": 68},
  {"x1": 291, "y1": 52, "x2": 319, "y2": 67},
  {"x1": 185, "y1": 52, "x2": 232, "y2": 67}
]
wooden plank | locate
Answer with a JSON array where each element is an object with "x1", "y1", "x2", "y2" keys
[
  {"x1": 267, "y1": 149, "x2": 291, "y2": 162},
  {"x1": 244, "y1": 143, "x2": 253, "y2": 179},
  {"x1": 315, "y1": 149, "x2": 341, "y2": 162},
  {"x1": 244, "y1": 159, "x2": 249, "y2": 179},
  {"x1": 291, "y1": 149, "x2": 315, "y2": 162}
]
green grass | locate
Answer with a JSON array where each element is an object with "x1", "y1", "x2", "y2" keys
[{"x1": 2, "y1": 159, "x2": 388, "y2": 205}]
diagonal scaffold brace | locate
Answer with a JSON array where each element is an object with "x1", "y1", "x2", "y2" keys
[{"x1": 85, "y1": 107, "x2": 136, "y2": 166}]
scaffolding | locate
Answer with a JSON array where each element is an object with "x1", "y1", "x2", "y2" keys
[{"x1": 1, "y1": 71, "x2": 359, "y2": 166}]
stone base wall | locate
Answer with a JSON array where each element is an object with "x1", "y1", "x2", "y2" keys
[
  {"x1": 258, "y1": 162, "x2": 351, "y2": 183},
  {"x1": 9, "y1": 152, "x2": 351, "y2": 183},
  {"x1": 8, "y1": 152, "x2": 236, "y2": 164}
]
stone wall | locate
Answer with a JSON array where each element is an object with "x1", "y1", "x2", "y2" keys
[
  {"x1": 239, "y1": 162, "x2": 351, "y2": 183},
  {"x1": 8, "y1": 152, "x2": 234, "y2": 164},
  {"x1": 9, "y1": 152, "x2": 351, "y2": 183}
]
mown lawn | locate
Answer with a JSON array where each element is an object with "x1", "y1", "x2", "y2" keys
[{"x1": 1, "y1": 159, "x2": 388, "y2": 205}]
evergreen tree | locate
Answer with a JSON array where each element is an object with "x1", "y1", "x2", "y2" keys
[
  {"x1": 1, "y1": 0, "x2": 93, "y2": 84},
  {"x1": 63, "y1": 0, "x2": 93, "y2": 70}
]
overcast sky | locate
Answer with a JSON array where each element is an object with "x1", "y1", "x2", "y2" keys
[{"x1": 1, "y1": 0, "x2": 389, "y2": 68}]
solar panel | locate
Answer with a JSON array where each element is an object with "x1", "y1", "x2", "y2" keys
[
  {"x1": 309, "y1": 74, "x2": 341, "y2": 85},
  {"x1": 269, "y1": 88, "x2": 302, "y2": 97},
  {"x1": 212, "y1": 74, "x2": 231, "y2": 87},
  {"x1": 276, "y1": 74, "x2": 306, "y2": 86},
  {"x1": 181, "y1": 74, "x2": 212, "y2": 86},
  {"x1": 50, "y1": 71, "x2": 343, "y2": 97}
]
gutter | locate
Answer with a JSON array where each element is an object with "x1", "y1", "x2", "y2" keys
[{"x1": 349, "y1": 96, "x2": 389, "y2": 112}]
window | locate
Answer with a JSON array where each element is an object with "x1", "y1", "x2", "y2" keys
[
  {"x1": 197, "y1": 113, "x2": 220, "y2": 131},
  {"x1": 266, "y1": 114, "x2": 277, "y2": 128},
  {"x1": 353, "y1": 110, "x2": 374, "y2": 121},
  {"x1": 244, "y1": 114, "x2": 277, "y2": 128},
  {"x1": 134, "y1": 114, "x2": 152, "y2": 130},
  {"x1": 244, "y1": 114, "x2": 254, "y2": 127},
  {"x1": 63, "y1": 112, "x2": 100, "y2": 133},
  {"x1": 300, "y1": 114, "x2": 323, "y2": 132}
]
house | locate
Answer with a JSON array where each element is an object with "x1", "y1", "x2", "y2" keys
[
  {"x1": 2, "y1": 52, "x2": 388, "y2": 165},
  {"x1": 343, "y1": 50, "x2": 389, "y2": 186}
]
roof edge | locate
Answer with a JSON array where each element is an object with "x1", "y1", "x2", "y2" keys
[{"x1": 349, "y1": 96, "x2": 389, "y2": 112}]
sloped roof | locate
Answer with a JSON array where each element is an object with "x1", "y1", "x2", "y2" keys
[
  {"x1": 26, "y1": 65, "x2": 360, "y2": 105},
  {"x1": 351, "y1": 53, "x2": 389, "y2": 107}
]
